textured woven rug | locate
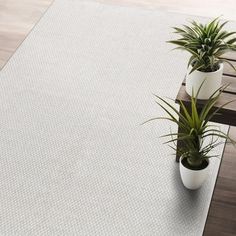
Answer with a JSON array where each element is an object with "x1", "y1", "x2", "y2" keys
[{"x1": 0, "y1": 0, "x2": 232, "y2": 235}]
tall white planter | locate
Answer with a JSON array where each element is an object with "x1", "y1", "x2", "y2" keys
[
  {"x1": 179, "y1": 156, "x2": 209, "y2": 190},
  {"x1": 186, "y1": 63, "x2": 223, "y2": 100}
]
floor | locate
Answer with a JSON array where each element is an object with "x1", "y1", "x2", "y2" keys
[
  {"x1": 0, "y1": 0, "x2": 235, "y2": 235},
  {"x1": 204, "y1": 129, "x2": 236, "y2": 236},
  {"x1": 1, "y1": 0, "x2": 236, "y2": 69},
  {"x1": 0, "y1": 0, "x2": 53, "y2": 68}
]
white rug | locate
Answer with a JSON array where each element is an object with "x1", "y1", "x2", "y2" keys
[{"x1": 0, "y1": 0, "x2": 232, "y2": 235}]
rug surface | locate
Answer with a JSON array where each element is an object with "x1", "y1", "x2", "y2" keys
[{"x1": 0, "y1": 0, "x2": 232, "y2": 235}]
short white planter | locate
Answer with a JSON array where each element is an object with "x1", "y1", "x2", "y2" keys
[
  {"x1": 186, "y1": 63, "x2": 223, "y2": 100},
  {"x1": 179, "y1": 156, "x2": 210, "y2": 190}
]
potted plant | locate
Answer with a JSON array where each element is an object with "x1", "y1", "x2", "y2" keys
[
  {"x1": 168, "y1": 18, "x2": 236, "y2": 99},
  {"x1": 143, "y1": 86, "x2": 235, "y2": 190}
]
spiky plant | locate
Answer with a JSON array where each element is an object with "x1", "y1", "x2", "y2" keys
[
  {"x1": 168, "y1": 18, "x2": 236, "y2": 73},
  {"x1": 143, "y1": 85, "x2": 235, "y2": 169}
]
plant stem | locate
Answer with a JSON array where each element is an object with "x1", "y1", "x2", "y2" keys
[{"x1": 187, "y1": 157, "x2": 203, "y2": 168}]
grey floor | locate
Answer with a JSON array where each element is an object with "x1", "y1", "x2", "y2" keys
[{"x1": 0, "y1": 0, "x2": 229, "y2": 235}]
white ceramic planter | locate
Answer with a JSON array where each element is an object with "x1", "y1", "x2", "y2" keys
[
  {"x1": 179, "y1": 156, "x2": 209, "y2": 190},
  {"x1": 186, "y1": 63, "x2": 223, "y2": 100}
]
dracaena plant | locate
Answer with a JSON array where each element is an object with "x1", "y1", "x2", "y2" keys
[
  {"x1": 168, "y1": 17, "x2": 236, "y2": 74},
  {"x1": 144, "y1": 85, "x2": 235, "y2": 169}
]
